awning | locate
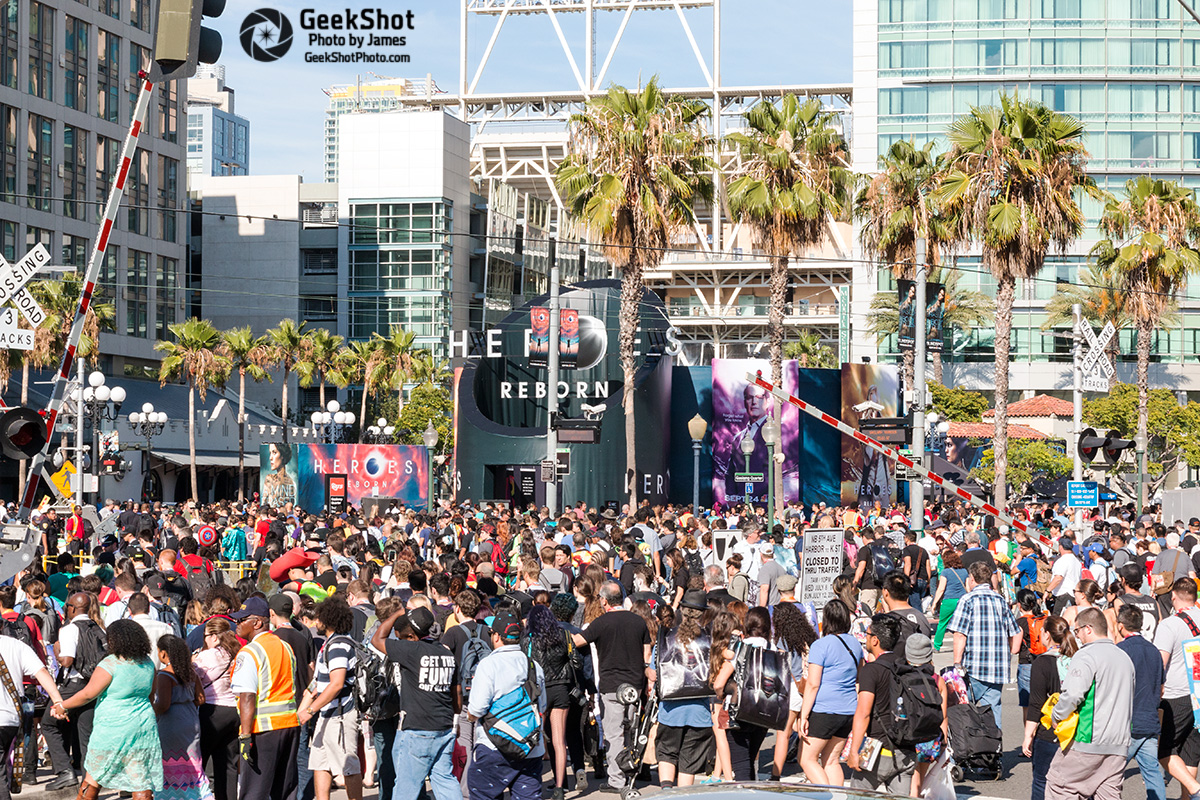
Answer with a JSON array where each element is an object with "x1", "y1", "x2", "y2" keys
[{"x1": 153, "y1": 449, "x2": 261, "y2": 469}]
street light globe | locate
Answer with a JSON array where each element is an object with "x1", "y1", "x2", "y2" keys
[
  {"x1": 88, "y1": 371, "x2": 105, "y2": 388},
  {"x1": 927, "y1": 411, "x2": 939, "y2": 424},
  {"x1": 740, "y1": 434, "x2": 756, "y2": 457},
  {"x1": 762, "y1": 418, "x2": 781, "y2": 446},
  {"x1": 82, "y1": 387, "x2": 95, "y2": 403},
  {"x1": 687, "y1": 414, "x2": 707, "y2": 443},
  {"x1": 422, "y1": 421, "x2": 439, "y2": 449},
  {"x1": 155, "y1": 412, "x2": 168, "y2": 424},
  {"x1": 94, "y1": 385, "x2": 111, "y2": 402},
  {"x1": 142, "y1": 402, "x2": 154, "y2": 415},
  {"x1": 129, "y1": 412, "x2": 141, "y2": 424},
  {"x1": 938, "y1": 421, "x2": 950, "y2": 434},
  {"x1": 326, "y1": 400, "x2": 341, "y2": 413},
  {"x1": 110, "y1": 386, "x2": 126, "y2": 404},
  {"x1": 384, "y1": 426, "x2": 395, "y2": 436},
  {"x1": 333, "y1": 411, "x2": 346, "y2": 425},
  {"x1": 310, "y1": 411, "x2": 322, "y2": 425},
  {"x1": 377, "y1": 417, "x2": 387, "y2": 428},
  {"x1": 344, "y1": 412, "x2": 356, "y2": 425},
  {"x1": 367, "y1": 426, "x2": 380, "y2": 435}
]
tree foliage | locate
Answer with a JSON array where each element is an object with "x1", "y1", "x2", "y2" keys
[
  {"x1": 783, "y1": 332, "x2": 838, "y2": 369},
  {"x1": 929, "y1": 383, "x2": 989, "y2": 422},
  {"x1": 971, "y1": 440, "x2": 1072, "y2": 495},
  {"x1": 1084, "y1": 382, "x2": 1200, "y2": 493},
  {"x1": 395, "y1": 383, "x2": 453, "y2": 455}
]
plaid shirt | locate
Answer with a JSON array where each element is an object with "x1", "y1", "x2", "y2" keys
[{"x1": 948, "y1": 584, "x2": 1019, "y2": 684}]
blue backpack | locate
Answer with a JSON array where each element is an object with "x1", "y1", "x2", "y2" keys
[{"x1": 480, "y1": 657, "x2": 543, "y2": 762}]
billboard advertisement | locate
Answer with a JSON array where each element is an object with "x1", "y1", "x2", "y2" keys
[
  {"x1": 897, "y1": 280, "x2": 946, "y2": 353},
  {"x1": 710, "y1": 359, "x2": 800, "y2": 508},
  {"x1": 840, "y1": 364, "x2": 900, "y2": 508},
  {"x1": 259, "y1": 443, "x2": 428, "y2": 511}
]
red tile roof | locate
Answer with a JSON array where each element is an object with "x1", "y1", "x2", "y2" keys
[
  {"x1": 982, "y1": 394, "x2": 1073, "y2": 419},
  {"x1": 947, "y1": 422, "x2": 1047, "y2": 440}
]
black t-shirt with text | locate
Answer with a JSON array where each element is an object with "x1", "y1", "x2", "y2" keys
[
  {"x1": 385, "y1": 638, "x2": 457, "y2": 731},
  {"x1": 580, "y1": 610, "x2": 650, "y2": 694}
]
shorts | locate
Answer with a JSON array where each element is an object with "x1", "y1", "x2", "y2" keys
[
  {"x1": 789, "y1": 680, "x2": 804, "y2": 714},
  {"x1": 308, "y1": 710, "x2": 362, "y2": 775},
  {"x1": 915, "y1": 736, "x2": 944, "y2": 763},
  {"x1": 544, "y1": 683, "x2": 572, "y2": 711},
  {"x1": 807, "y1": 711, "x2": 854, "y2": 740},
  {"x1": 655, "y1": 724, "x2": 714, "y2": 776},
  {"x1": 1159, "y1": 696, "x2": 1200, "y2": 766}
]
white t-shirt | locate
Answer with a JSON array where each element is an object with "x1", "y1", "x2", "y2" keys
[
  {"x1": 0, "y1": 638, "x2": 45, "y2": 727},
  {"x1": 1155, "y1": 606, "x2": 1200, "y2": 699},
  {"x1": 1051, "y1": 552, "x2": 1082, "y2": 597}
]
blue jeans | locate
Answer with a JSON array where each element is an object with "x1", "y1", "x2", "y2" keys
[
  {"x1": 373, "y1": 716, "x2": 399, "y2": 800},
  {"x1": 1128, "y1": 736, "x2": 1165, "y2": 800},
  {"x1": 392, "y1": 728, "x2": 458, "y2": 800},
  {"x1": 1031, "y1": 736, "x2": 1057, "y2": 800},
  {"x1": 295, "y1": 719, "x2": 314, "y2": 800},
  {"x1": 968, "y1": 676, "x2": 1003, "y2": 730},
  {"x1": 1017, "y1": 663, "x2": 1031, "y2": 708}
]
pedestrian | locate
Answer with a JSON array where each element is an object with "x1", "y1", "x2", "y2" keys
[
  {"x1": 1046, "y1": 608, "x2": 1135, "y2": 800},
  {"x1": 1114, "y1": 604, "x2": 1165, "y2": 800},
  {"x1": 194, "y1": 618, "x2": 240, "y2": 800},
  {"x1": 712, "y1": 606, "x2": 773, "y2": 782},
  {"x1": 948, "y1": 560, "x2": 1020, "y2": 729},
  {"x1": 52, "y1": 619, "x2": 163, "y2": 800},
  {"x1": 851, "y1": 527, "x2": 887, "y2": 612},
  {"x1": 1111, "y1": 563, "x2": 1160, "y2": 637},
  {"x1": 1022, "y1": 615, "x2": 1077, "y2": 800},
  {"x1": 846, "y1": 613, "x2": 914, "y2": 793},
  {"x1": 1152, "y1": 577, "x2": 1200, "y2": 800},
  {"x1": 797, "y1": 599, "x2": 862, "y2": 786},
  {"x1": 930, "y1": 548, "x2": 966, "y2": 651},
  {"x1": 768, "y1": 585, "x2": 818, "y2": 780},
  {"x1": 524, "y1": 603, "x2": 572, "y2": 799},
  {"x1": 1048, "y1": 537, "x2": 1082, "y2": 616},
  {"x1": 297, "y1": 597, "x2": 362, "y2": 800},
  {"x1": 652, "y1": 594, "x2": 714, "y2": 789},
  {"x1": 152, "y1": 634, "x2": 213, "y2": 800},
  {"x1": 0, "y1": 620, "x2": 65, "y2": 800},
  {"x1": 1014, "y1": 588, "x2": 1047, "y2": 708},
  {"x1": 880, "y1": 573, "x2": 932, "y2": 636},
  {"x1": 43, "y1": 591, "x2": 105, "y2": 791}
]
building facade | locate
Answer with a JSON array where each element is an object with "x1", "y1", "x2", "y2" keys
[
  {"x1": 185, "y1": 64, "x2": 249, "y2": 178},
  {"x1": 0, "y1": 0, "x2": 186, "y2": 378},
  {"x1": 851, "y1": 0, "x2": 1200, "y2": 394},
  {"x1": 323, "y1": 76, "x2": 440, "y2": 183}
]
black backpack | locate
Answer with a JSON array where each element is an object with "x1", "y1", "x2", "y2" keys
[
  {"x1": 354, "y1": 637, "x2": 399, "y2": 722},
  {"x1": 881, "y1": 662, "x2": 944, "y2": 748},
  {"x1": 886, "y1": 611, "x2": 922, "y2": 646},
  {"x1": 71, "y1": 618, "x2": 109, "y2": 681},
  {"x1": 0, "y1": 613, "x2": 35, "y2": 651}
]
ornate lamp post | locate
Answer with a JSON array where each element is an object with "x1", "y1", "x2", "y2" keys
[
  {"x1": 422, "y1": 421, "x2": 439, "y2": 512},
  {"x1": 687, "y1": 414, "x2": 707, "y2": 514}
]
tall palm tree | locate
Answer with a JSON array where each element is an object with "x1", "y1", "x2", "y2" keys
[
  {"x1": 855, "y1": 139, "x2": 955, "y2": 387},
  {"x1": 157, "y1": 318, "x2": 229, "y2": 503},
  {"x1": 344, "y1": 339, "x2": 385, "y2": 440},
  {"x1": 371, "y1": 326, "x2": 419, "y2": 417},
  {"x1": 303, "y1": 328, "x2": 345, "y2": 409},
  {"x1": 935, "y1": 93, "x2": 1092, "y2": 508},
  {"x1": 557, "y1": 77, "x2": 715, "y2": 504},
  {"x1": 866, "y1": 266, "x2": 994, "y2": 384},
  {"x1": 266, "y1": 318, "x2": 309, "y2": 442},
  {"x1": 1042, "y1": 264, "x2": 1148, "y2": 366},
  {"x1": 726, "y1": 95, "x2": 853, "y2": 504},
  {"x1": 221, "y1": 326, "x2": 272, "y2": 503},
  {"x1": 1092, "y1": 176, "x2": 1200, "y2": 474}
]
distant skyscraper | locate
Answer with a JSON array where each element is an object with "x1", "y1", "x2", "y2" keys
[
  {"x1": 186, "y1": 65, "x2": 249, "y2": 178},
  {"x1": 323, "y1": 75, "x2": 440, "y2": 182}
]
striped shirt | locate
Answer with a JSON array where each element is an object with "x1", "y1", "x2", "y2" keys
[{"x1": 311, "y1": 634, "x2": 357, "y2": 717}]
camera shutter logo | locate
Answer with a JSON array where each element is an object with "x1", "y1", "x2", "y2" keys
[{"x1": 240, "y1": 9, "x2": 293, "y2": 62}]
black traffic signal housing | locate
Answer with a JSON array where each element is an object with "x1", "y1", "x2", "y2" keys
[
  {"x1": 1078, "y1": 426, "x2": 1134, "y2": 465},
  {"x1": 1077, "y1": 427, "x2": 1105, "y2": 462},
  {"x1": 0, "y1": 407, "x2": 47, "y2": 461},
  {"x1": 149, "y1": 0, "x2": 224, "y2": 82},
  {"x1": 1101, "y1": 429, "x2": 1134, "y2": 466}
]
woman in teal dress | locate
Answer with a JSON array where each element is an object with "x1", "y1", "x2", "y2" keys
[
  {"x1": 53, "y1": 619, "x2": 163, "y2": 800},
  {"x1": 153, "y1": 634, "x2": 213, "y2": 800}
]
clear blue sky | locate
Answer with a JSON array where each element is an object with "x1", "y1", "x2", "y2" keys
[{"x1": 216, "y1": 0, "x2": 851, "y2": 178}]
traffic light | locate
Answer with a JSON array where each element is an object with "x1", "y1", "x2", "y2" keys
[
  {"x1": 1101, "y1": 429, "x2": 1135, "y2": 466},
  {"x1": 0, "y1": 407, "x2": 46, "y2": 461},
  {"x1": 1078, "y1": 426, "x2": 1135, "y2": 465},
  {"x1": 1077, "y1": 427, "x2": 1104, "y2": 462},
  {"x1": 149, "y1": 0, "x2": 224, "y2": 83}
]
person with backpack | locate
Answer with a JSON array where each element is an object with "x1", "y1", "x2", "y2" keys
[
  {"x1": 846, "y1": 614, "x2": 916, "y2": 793},
  {"x1": 947, "y1": 560, "x2": 1021, "y2": 730},
  {"x1": 297, "y1": 597, "x2": 362, "y2": 800},
  {"x1": 43, "y1": 592, "x2": 107, "y2": 791},
  {"x1": 852, "y1": 527, "x2": 892, "y2": 613},
  {"x1": 440, "y1": 591, "x2": 492, "y2": 800},
  {"x1": 1022, "y1": 615, "x2": 1078, "y2": 800},
  {"x1": 1112, "y1": 563, "x2": 1161, "y2": 638},
  {"x1": 1152, "y1": 577, "x2": 1200, "y2": 800},
  {"x1": 1014, "y1": 588, "x2": 1048, "y2": 708},
  {"x1": 901, "y1": 634, "x2": 950, "y2": 799}
]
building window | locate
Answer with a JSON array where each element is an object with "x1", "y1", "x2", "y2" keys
[
  {"x1": 97, "y1": 30, "x2": 120, "y2": 123},
  {"x1": 157, "y1": 80, "x2": 177, "y2": 142},
  {"x1": 97, "y1": 0, "x2": 118, "y2": 20},
  {"x1": 348, "y1": 296, "x2": 440, "y2": 340},
  {"x1": 65, "y1": 17, "x2": 88, "y2": 112},
  {"x1": 0, "y1": 104, "x2": 14, "y2": 204},
  {"x1": 0, "y1": 0, "x2": 15, "y2": 90},
  {"x1": 98, "y1": 248, "x2": 117, "y2": 301},
  {"x1": 95, "y1": 135, "x2": 118, "y2": 223},
  {"x1": 157, "y1": 155, "x2": 177, "y2": 242},
  {"x1": 350, "y1": 248, "x2": 443, "y2": 292},
  {"x1": 126, "y1": 250, "x2": 148, "y2": 337},
  {"x1": 28, "y1": 2, "x2": 52, "y2": 101},
  {"x1": 63, "y1": 125, "x2": 87, "y2": 220},
  {"x1": 301, "y1": 297, "x2": 336, "y2": 322},
  {"x1": 127, "y1": 0, "x2": 146, "y2": 29},
  {"x1": 26, "y1": 114, "x2": 52, "y2": 212},
  {"x1": 128, "y1": 43, "x2": 145, "y2": 116},
  {"x1": 302, "y1": 249, "x2": 338, "y2": 275},
  {"x1": 26, "y1": 226, "x2": 50, "y2": 252},
  {"x1": 61, "y1": 234, "x2": 88, "y2": 268},
  {"x1": 126, "y1": 151, "x2": 148, "y2": 235},
  {"x1": 351, "y1": 201, "x2": 452, "y2": 245},
  {"x1": 1, "y1": 222, "x2": 13, "y2": 261},
  {"x1": 156, "y1": 256, "x2": 176, "y2": 339}
]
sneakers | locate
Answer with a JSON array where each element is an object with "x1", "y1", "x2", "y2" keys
[
  {"x1": 575, "y1": 769, "x2": 589, "y2": 793},
  {"x1": 550, "y1": 788, "x2": 565, "y2": 800},
  {"x1": 46, "y1": 771, "x2": 78, "y2": 791},
  {"x1": 598, "y1": 786, "x2": 622, "y2": 794}
]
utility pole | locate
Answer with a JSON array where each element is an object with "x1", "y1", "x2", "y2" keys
[
  {"x1": 910, "y1": 239, "x2": 927, "y2": 533},
  {"x1": 546, "y1": 235, "x2": 560, "y2": 517},
  {"x1": 1073, "y1": 303, "x2": 1084, "y2": 534},
  {"x1": 75, "y1": 357, "x2": 85, "y2": 509}
]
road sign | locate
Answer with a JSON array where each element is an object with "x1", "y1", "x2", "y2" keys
[
  {"x1": 1078, "y1": 320, "x2": 1115, "y2": 393},
  {"x1": 540, "y1": 459, "x2": 556, "y2": 483},
  {"x1": 0, "y1": 308, "x2": 32, "y2": 351},
  {"x1": 1067, "y1": 480, "x2": 1099, "y2": 508},
  {"x1": 733, "y1": 472, "x2": 764, "y2": 483},
  {"x1": 0, "y1": 244, "x2": 50, "y2": 326},
  {"x1": 896, "y1": 461, "x2": 920, "y2": 481},
  {"x1": 799, "y1": 527, "x2": 842, "y2": 610},
  {"x1": 1082, "y1": 373, "x2": 1110, "y2": 393},
  {"x1": 555, "y1": 448, "x2": 570, "y2": 476},
  {"x1": 48, "y1": 460, "x2": 75, "y2": 499}
]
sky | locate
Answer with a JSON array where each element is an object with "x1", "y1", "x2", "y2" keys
[{"x1": 212, "y1": 0, "x2": 852, "y2": 179}]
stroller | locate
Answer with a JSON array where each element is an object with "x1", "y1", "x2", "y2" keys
[
  {"x1": 940, "y1": 667, "x2": 1003, "y2": 781},
  {"x1": 614, "y1": 683, "x2": 658, "y2": 798}
]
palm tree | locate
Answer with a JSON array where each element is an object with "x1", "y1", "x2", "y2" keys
[
  {"x1": 783, "y1": 331, "x2": 838, "y2": 368},
  {"x1": 1042, "y1": 264, "x2": 1153, "y2": 366},
  {"x1": 344, "y1": 339, "x2": 385, "y2": 441},
  {"x1": 866, "y1": 266, "x2": 994, "y2": 384},
  {"x1": 157, "y1": 318, "x2": 229, "y2": 502},
  {"x1": 935, "y1": 93, "x2": 1092, "y2": 509},
  {"x1": 726, "y1": 95, "x2": 853, "y2": 504},
  {"x1": 855, "y1": 139, "x2": 955, "y2": 387},
  {"x1": 302, "y1": 328, "x2": 345, "y2": 409},
  {"x1": 372, "y1": 327, "x2": 420, "y2": 417},
  {"x1": 266, "y1": 318, "x2": 309, "y2": 442},
  {"x1": 557, "y1": 77, "x2": 715, "y2": 504},
  {"x1": 409, "y1": 351, "x2": 452, "y2": 389},
  {"x1": 1092, "y1": 176, "x2": 1200, "y2": 475},
  {"x1": 221, "y1": 326, "x2": 272, "y2": 503}
]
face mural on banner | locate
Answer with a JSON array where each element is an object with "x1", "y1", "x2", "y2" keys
[
  {"x1": 840, "y1": 364, "x2": 900, "y2": 509},
  {"x1": 259, "y1": 443, "x2": 429, "y2": 509},
  {"x1": 710, "y1": 359, "x2": 800, "y2": 508}
]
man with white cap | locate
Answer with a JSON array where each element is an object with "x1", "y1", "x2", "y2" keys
[{"x1": 756, "y1": 543, "x2": 786, "y2": 607}]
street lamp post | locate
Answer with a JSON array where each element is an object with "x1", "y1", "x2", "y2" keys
[
  {"x1": 364, "y1": 417, "x2": 396, "y2": 444},
  {"x1": 310, "y1": 400, "x2": 356, "y2": 444},
  {"x1": 739, "y1": 432, "x2": 755, "y2": 510},
  {"x1": 762, "y1": 417, "x2": 781, "y2": 528},
  {"x1": 687, "y1": 414, "x2": 707, "y2": 514},
  {"x1": 128, "y1": 403, "x2": 168, "y2": 502},
  {"x1": 1135, "y1": 430, "x2": 1149, "y2": 516},
  {"x1": 422, "y1": 422, "x2": 439, "y2": 512},
  {"x1": 80, "y1": 371, "x2": 126, "y2": 504}
]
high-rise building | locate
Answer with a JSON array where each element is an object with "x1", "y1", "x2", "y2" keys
[
  {"x1": 0, "y1": 0, "x2": 186, "y2": 378},
  {"x1": 186, "y1": 65, "x2": 249, "y2": 178},
  {"x1": 851, "y1": 0, "x2": 1200, "y2": 394},
  {"x1": 323, "y1": 76, "x2": 440, "y2": 183}
]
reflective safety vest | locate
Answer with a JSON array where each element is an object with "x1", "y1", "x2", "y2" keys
[{"x1": 242, "y1": 631, "x2": 298, "y2": 733}]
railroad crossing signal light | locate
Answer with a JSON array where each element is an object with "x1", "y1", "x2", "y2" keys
[
  {"x1": 0, "y1": 407, "x2": 47, "y2": 461},
  {"x1": 1078, "y1": 427, "x2": 1104, "y2": 462},
  {"x1": 1102, "y1": 429, "x2": 1135, "y2": 466},
  {"x1": 1078, "y1": 426, "x2": 1134, "y2": 465},
  {"x1": 149, "y1": 0, "x2": 224, "y2": 82}
]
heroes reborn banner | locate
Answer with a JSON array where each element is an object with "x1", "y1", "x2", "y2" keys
[{"x1": 259, "y1": 443, "x2": 428, "y2": 510}]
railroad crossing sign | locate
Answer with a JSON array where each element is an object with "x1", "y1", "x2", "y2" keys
[
  {"x1": 0, "y1": 309, "x2": 32, "y2": 350},
  {"x1": 0, "y1": 244, "x2": 50, "y2": 328},
  {"x1": 1078, "y1": 320, "x2": 1116, "y2": 393}
]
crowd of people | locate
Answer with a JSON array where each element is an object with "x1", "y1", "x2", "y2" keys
[{"x1": 0, "y1": 494, "x2": 1186, "y2": 800}]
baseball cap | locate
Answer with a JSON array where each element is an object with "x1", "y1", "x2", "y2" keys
[
  {"x1": 143, "y1": 573, "x2": 166, "y2": 598},
  {"x1": 408, "y1": 606, "x2": 436, "y2": 638},
  {"x1": 776, "y1": 574, "x2": 798, "y2": 593},
  {"x1": 758, "y1": 543, "x2": 775, "y2": 557},
  {"x1": 267, "y1": 594, "x2": 294, "y2": 618},
  {"x1": 491, "y1": 608, "x2": 522, "y2": 641},
  {"x1": 230, "y1": 597, "x2": 270, "y2": 620}
]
